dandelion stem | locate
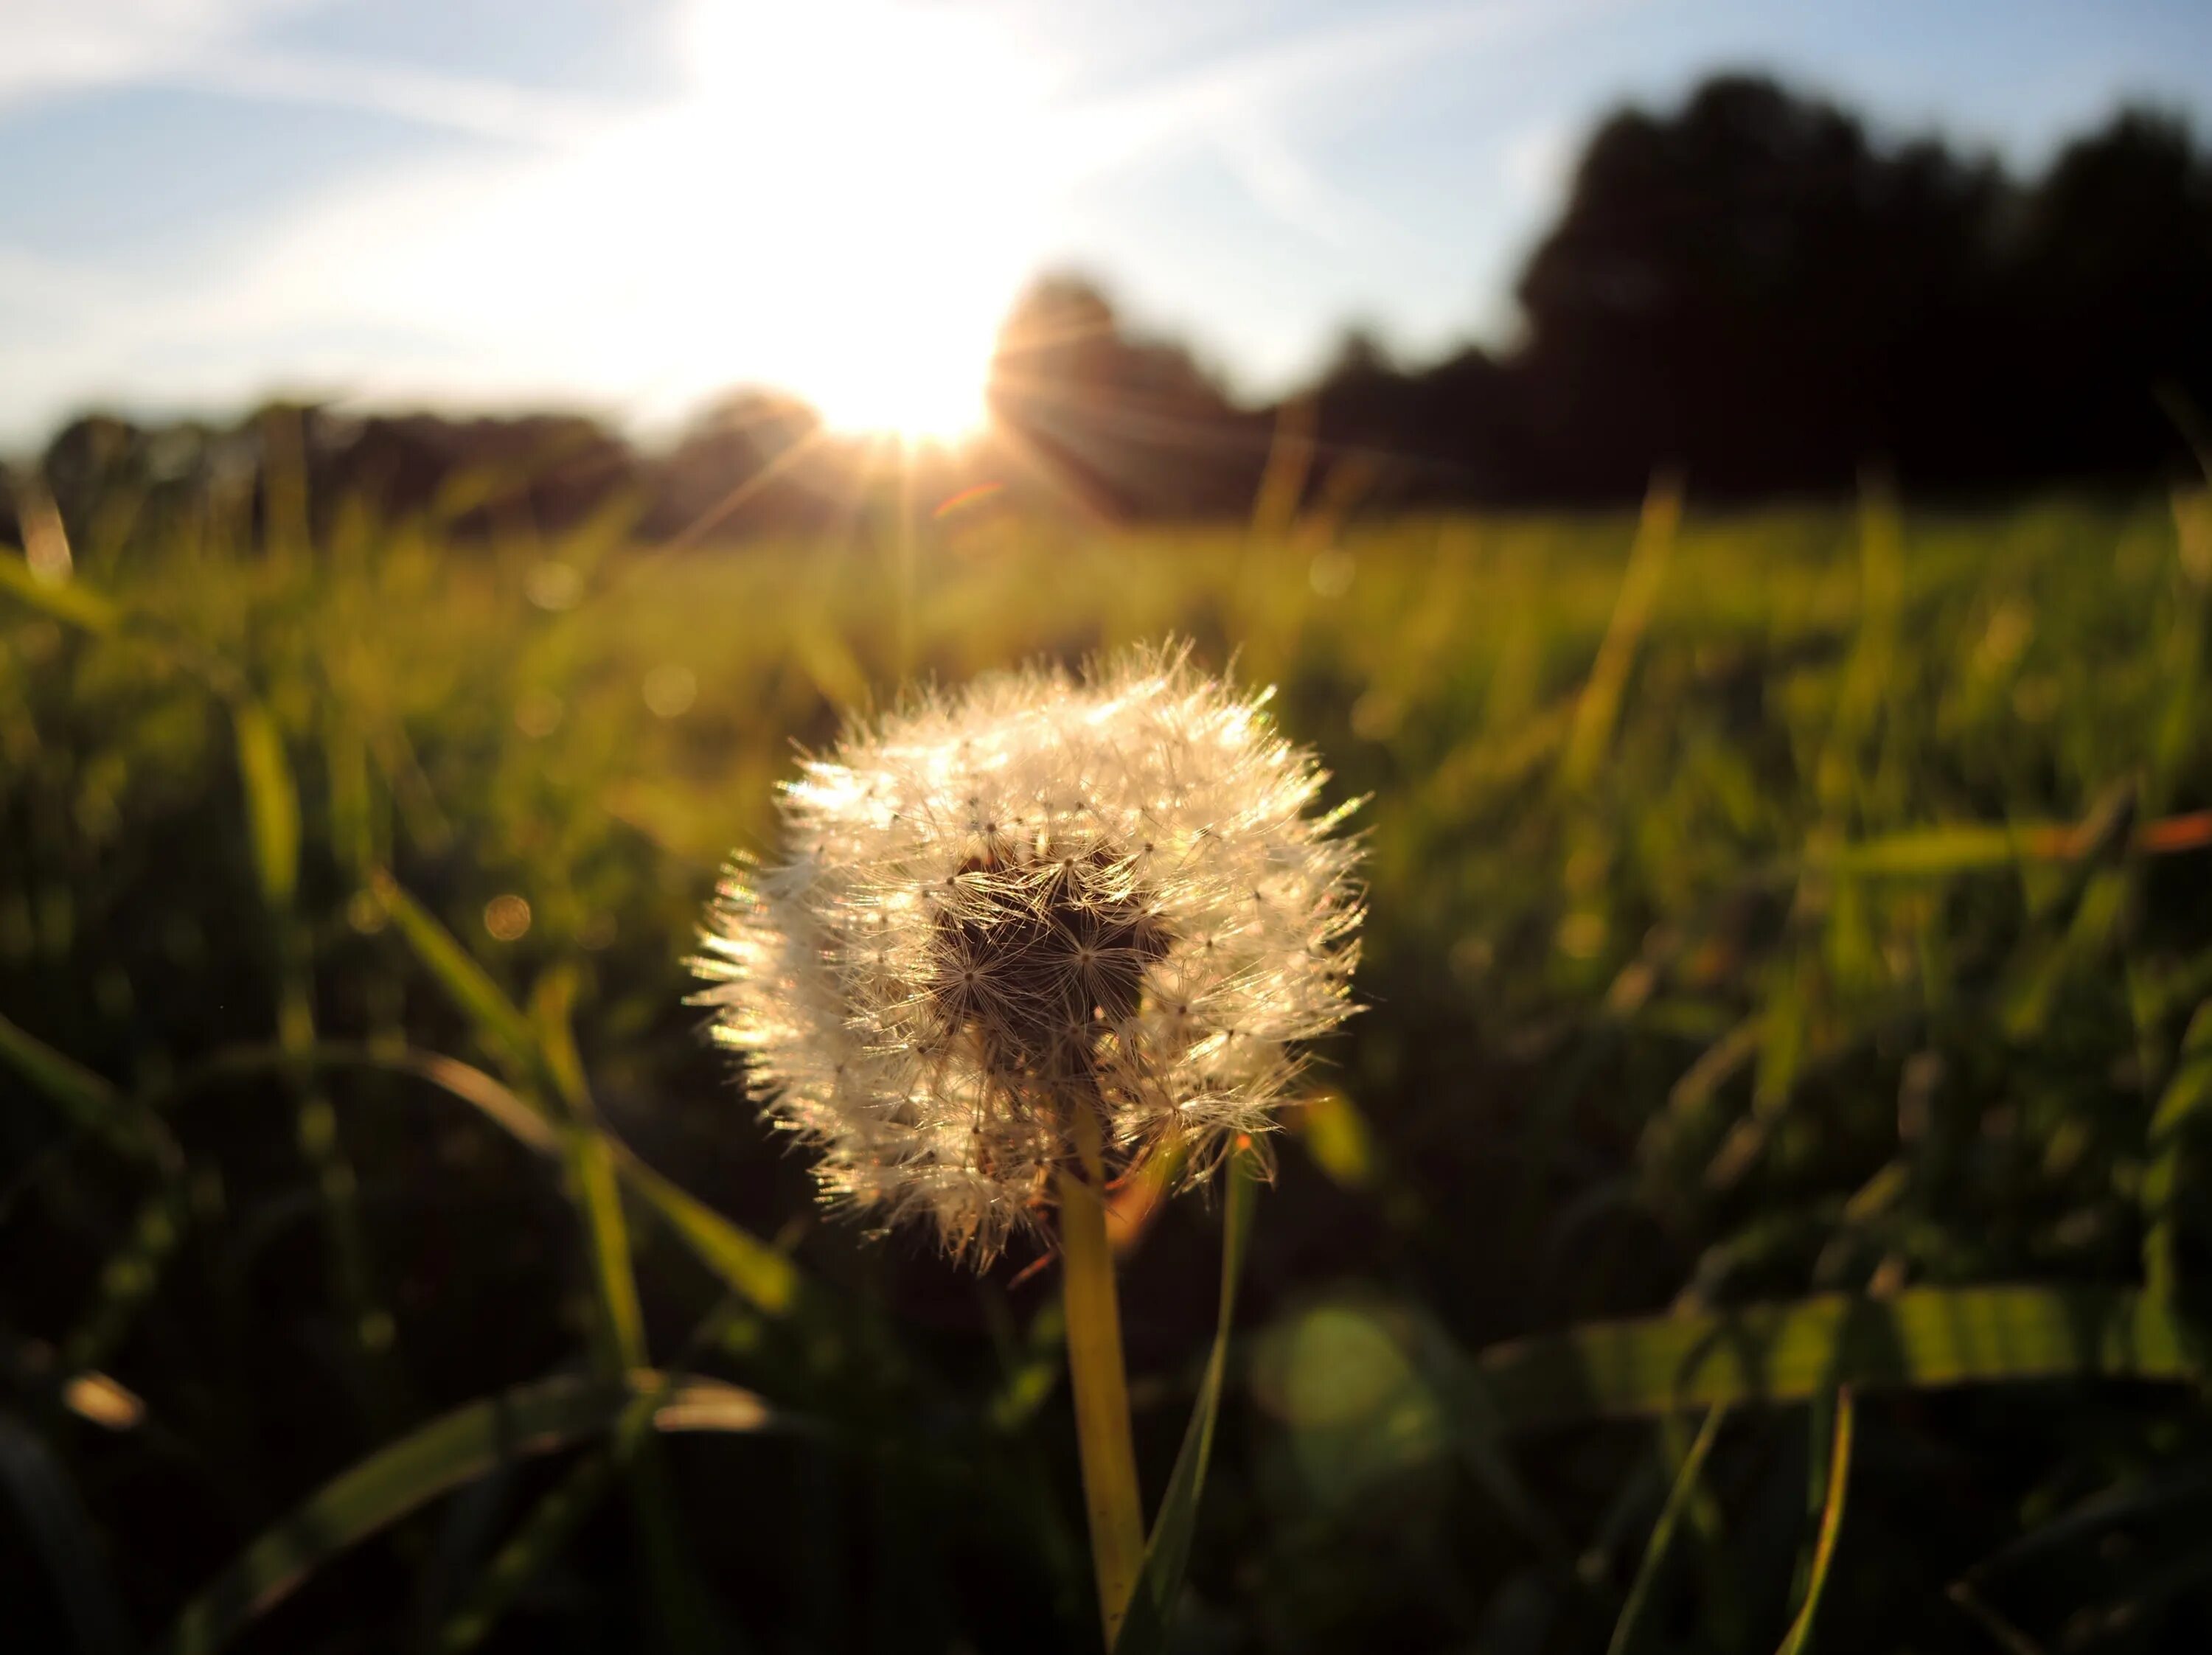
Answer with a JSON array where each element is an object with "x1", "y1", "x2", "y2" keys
[{"x1": 1057, "y1": 1104, "x2": 1147, "y2": 1650}]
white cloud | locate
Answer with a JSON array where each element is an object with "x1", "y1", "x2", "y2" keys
[
  {"x1": 1214, "y1": 124, "x2": 1363, "y2": 245},
  {"x1": 0, "y1": 0, "x2": 305, "y2": 108},
  {"x1": 171, "y1": 44, "x2": 622, "y2": 144},
  {"x1": 1053, "y1": 1, "x2": 1609, "y2": 180},
  {"x1": 0, "y1": 0, "x2": 621, "y2": 144}
]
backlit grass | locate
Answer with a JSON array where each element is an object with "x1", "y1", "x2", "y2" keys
[{"x1": 4, "y1": 484, "x2": 2210, "y2": 1652}]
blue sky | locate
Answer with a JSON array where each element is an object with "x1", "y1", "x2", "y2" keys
[{"x1": 4, "y1": 0, "x2": 2209, "y2": 447}]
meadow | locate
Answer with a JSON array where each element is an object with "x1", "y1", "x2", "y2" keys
[{"x1": 3, "y1": 477, "x2": 2210, "y2": 1653}]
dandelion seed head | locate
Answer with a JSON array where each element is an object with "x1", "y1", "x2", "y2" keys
[{"x1": 694, "y1": 643, "x2": 1363, "y2": 1263}]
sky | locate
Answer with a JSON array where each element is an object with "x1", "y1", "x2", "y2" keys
[{"x1": 3, "y1": 0, "x2": 2210, "y2": 450}]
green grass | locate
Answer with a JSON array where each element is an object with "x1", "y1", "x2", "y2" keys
[{"x1": 4, "y1": 481, "x2": 2212, "y2": 1652}]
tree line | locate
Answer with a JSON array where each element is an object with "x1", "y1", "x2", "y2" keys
[
  {"x1": 10, "y1": 72, "x2": 2212, "y2": 551},
  {"x1": 990, "y1": 74, "x2": 2212, "y2": 512}
]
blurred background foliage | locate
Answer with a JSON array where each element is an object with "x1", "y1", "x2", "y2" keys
[
  {"x1": 5, "y1": 464, "x2": 2212, "y2": 1651},
  {"x1": 9, "y1": 72, "x2": 2212, "y2": 551}
]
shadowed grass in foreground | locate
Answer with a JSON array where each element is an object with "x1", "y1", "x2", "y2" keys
[{"x1": 4, "y1": 486, "x2": 2212, "y2": 1652}]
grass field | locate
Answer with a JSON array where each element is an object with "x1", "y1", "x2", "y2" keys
[{"x1": 4, "y1": 480, "x2": 2212, "y2": 1653}]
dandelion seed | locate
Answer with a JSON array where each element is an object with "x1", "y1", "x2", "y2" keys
[{"x1": 694, "y1": 642, "x2": 1363, "y2": 1263}]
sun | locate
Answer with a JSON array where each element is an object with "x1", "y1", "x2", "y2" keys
[
  {"x1": 330, "y1": 1, "x2": 1048, "y2": 440},
  {"x1": 663, "y1": 0, "x2": 1044, "y2": 442},
  {"x1": 212, "y1": 1, "x2": 1075, "y2": 446},
  {"x1": 790, "y1": 285, "x2": 1001, "y2": 444},
  {"x1": 804, "y1": 342, "x2": 990, "y2": 445}
]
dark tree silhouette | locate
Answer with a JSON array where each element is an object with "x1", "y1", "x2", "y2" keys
[
  {"x1": 2011, "y1": 109, "x2": 2212, "y2": 474},
  {"x1": 18, "y1": 73, "x2": 2212, "y2": 535},
  {"x1": 987, "y1": 275, "x2": 1267, "y2": 518},
  {"x1": 990, "y1": 77, "x2": 2212, "y2": 513},
  {"x1": 1306, "y1": 330, "x2": 1517, "y2": 504},
  {"x1": 640, "y1": 391, "x2": 835, "y2": 541},
  {"x1": 1512, "y1": 75, "x2": 2014, "y2": 494}
]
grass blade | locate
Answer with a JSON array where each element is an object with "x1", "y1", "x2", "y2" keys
[
  {"x1": 1966, "y1": 1463, "x2": 2212, "y2": 1581},
  {"x1": 157, "y1": 1042, "x2": 558, "y2": 1154},
  {"x1": 2143, "y1": 999, "x2": 2212, "y2": 1306},
  {"x1": 1476, "y1": 1286, "x2": 2192, "y2": 1427},
  {"x1": 0, "y1": 1411, "x2": 136, "y2": 1655},
  {"x1": 370, "y1": 879, "x2": 811, "y2": 1322},
  {"x1": 1113, "y1": 1142, "x2": 1260, "y2": 1655},
  {"x1": 1798, "y1": 807, "x2": 2212, "y2": 881},
  {"x1": 1775, "y1": 1387, "x2": 1855, "y2": 1655},
  {"x1": 1815, "y1": 479, "x2": 1903, "y2": 815},
  {"x1": 0, "y1": 1021, "x2": 192, "y2": 1367},
  {"x1": 1812, "y1": 823, "x2": 2025, "y2": 878},
  {"x1": 1562, "y1": 475, "x2": 1680, "y2": 790},
  {"x1": 159, "y1": 1370, "x2": 771, "y2": 1655},
  {"x1": 234, "y1": 697, "x2": 392, "y2": 1395},
  {"x1": 1605, "y1": 1404, "x2": 1731, "y2": 1655},
  {"x1": 560, "y1": 1132, "x2": 646, "y2": 1365},
  {"x1": 1945, "y1": 1580, "x2": 2048, "y2": 1655},
  {"x1": 434, "y1": 1300, "x2": 753, "y2": 1654},
  {"x1": 610, "y1": 1146, "x2": 801, "y2": 1318},
  {"x1": 324, "y1": 874, "x2": 734, "y2": 1651},
  {"x1": 525, "y1": 969, "x2": 647, "y2": 1367},
  {"x1": 987, "y1": 1291, "x2": 1067, "y2": 1433},
  {"x1": 531, "y1": 965, "x2": 720, "y2": 1654},
  {"x1": 0, "y1": 1007, "x2": 191, "y2": 1223},
  {"x1": 1, "y1": 1335, "x2": 147, "y2": 1433},
  {"x1": 59, "y1": 1180, "x2": 189, "y2": 1376},
  {"x1": 0, "y1": 548, "x2": 125, "y2": 634},
  {"x1": 156, "y1": 1038, "x2": 810, "y2": 1323},
  {"x1": 434, "y1": 1447, "x2": 620, "y2": 1652},
  {"x1": 0, "y1": 1010, "x2": 122, "y2": 1135},
  {"x1": 229, "y1": 700, "x2": 299, "y2": 913},
  {"x1": 369, "y1": 872, "x2": 542, "y2": 1082}
]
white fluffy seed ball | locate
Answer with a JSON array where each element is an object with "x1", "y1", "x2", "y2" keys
[{"x1": 695, "y1": 644, "x2": 1363, "y2": 1262}]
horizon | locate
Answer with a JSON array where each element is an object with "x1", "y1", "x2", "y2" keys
[{"x1": 6, "y1": 0, "x2": 2211, "y2": 454}]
